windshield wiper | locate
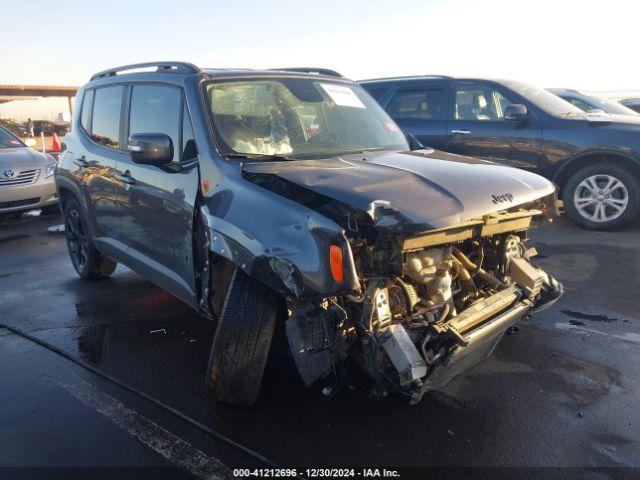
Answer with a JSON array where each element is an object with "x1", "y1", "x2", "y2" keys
[{"x1": 224, "y1": 153, "x2": 298, "y2": 162}]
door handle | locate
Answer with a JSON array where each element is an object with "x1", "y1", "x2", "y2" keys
[
  {"x1": 451, "y1": 129, "x2": 471, "y2": 135},
  {"x1": 116, "y1": 171, "x2": 136, "y2": 185},
  {"x1": 73, "y1": 156, "x2": 89, "y2": 168}
]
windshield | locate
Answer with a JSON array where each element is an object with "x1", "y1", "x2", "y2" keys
[
  {"x1": 584, "y1": 93, "x2": 640, "y2": 116},
  {"x1": 205, "y1": 78, "x2": 408, "y2": 159},
  {"x1": 0, "y1": 127, "x2": 25, "y2": 148},
  {"x1": 505, "y1": 81, "x2": 584, "y2": 117}
]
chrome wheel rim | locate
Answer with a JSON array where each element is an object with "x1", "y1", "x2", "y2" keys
[
  {"x1": 573, "y1": 174, "x2": 629, "y2": 223},
  {"x1": 66, "y1": 209, "x2": 89, "y2": 270}
]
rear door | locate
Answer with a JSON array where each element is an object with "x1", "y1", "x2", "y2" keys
[
  {"x1": 116, "y1": 84, "x2": 200, "y2": 304},
  {"x1": 384, "y1": 83, "x2": 449, "y2": 149},
  {"x1": 77, "y1": 85, "x2": 129, "y2": 258},
  {"x1": 445, "y1": 81, "x2": 543, "y2": 170}
]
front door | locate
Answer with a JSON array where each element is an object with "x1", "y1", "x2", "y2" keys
[
  {"x1": 116, "y1": 84, "x2": 200, "y2": 304},
  {"x1": 445, "y1": 82, "x2": 543, "y2": 171}
]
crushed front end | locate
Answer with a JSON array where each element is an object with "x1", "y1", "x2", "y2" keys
[{"x1": 285, "y1": 201, "x2": 563, "y2": 403}]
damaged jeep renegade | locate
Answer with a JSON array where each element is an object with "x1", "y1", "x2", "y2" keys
[{"x1": 55, "y1": 62, "x2": 563, "y2": 406}]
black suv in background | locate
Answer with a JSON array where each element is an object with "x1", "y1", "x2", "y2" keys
[{"x1": 361, "y1": 76, "x2": 640, "y2": 230}]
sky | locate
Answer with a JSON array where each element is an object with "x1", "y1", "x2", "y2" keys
[{"x1": 1, "y1": 0, "x2": 638, "y2": 120}]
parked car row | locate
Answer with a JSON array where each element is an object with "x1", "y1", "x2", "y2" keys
[
  {"x1": 0, "y1": 118, "x2": 70, "y2": 137},
  {"x1": 32, "y1": 119, "x2": 71, "y2": 136},
  {"x1": 361, "y1": 76, "x2": 640, "y2": 230},
  {"x1": 3, "y1": 70, "x2": 638, "y2": 232},
  {"x1": 0, "y1": 119, "x2": 28, "y2": 137}
]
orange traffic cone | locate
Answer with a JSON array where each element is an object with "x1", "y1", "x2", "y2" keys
[{"x1": 51, "y1": 132, "x2": 61, "y2": 152}]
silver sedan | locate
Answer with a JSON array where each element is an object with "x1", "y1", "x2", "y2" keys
[{"x1": 0, "y1": 126, "x2": 59, "y2": 215}]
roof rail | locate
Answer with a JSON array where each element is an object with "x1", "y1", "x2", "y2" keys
[
  {"x1": 359, "y1": 75, "x2": 453, "y2": 83},
  {"x1": 270, "y1": 67, "x2": 343, "y2": 78},
  {"x1": 90, "y1": 62, "x2": 201, "y2": 81}
]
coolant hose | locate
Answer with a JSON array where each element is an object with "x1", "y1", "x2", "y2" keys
[
  {"x1": 452, "y1": 247, "x2": 505, "y2": 290},
  {"x1": 451, "y1": 257, "x2": 478, "y2": 296}
]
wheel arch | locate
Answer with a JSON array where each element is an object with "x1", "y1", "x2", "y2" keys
[
  {"x1": 57, "y1": 185, "x2": 75, "y2": 208},
  {"x1": 55, "y1": 176, "x2": 85, "y2": 209},
  {"x1": 55, "y1": 176, "x2": 97, "y2": 239},
  {"x1": 193, "y1": 205, "x2": 297, "y2": 317},
  {"x1": 552, "y1": 150, "x2": 640, "y2": 196}
]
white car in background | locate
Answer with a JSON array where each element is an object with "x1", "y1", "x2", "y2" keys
[{"x1": 0, "y1": 125, "x2": 59, "y2": 216}]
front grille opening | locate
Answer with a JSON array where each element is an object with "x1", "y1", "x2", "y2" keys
[
  {"x1": 0, "y1": 197, "x2": 41, "y2": 209},
  {"x1": 0, "y1": 169, "x2": 40, "y2": 187}
]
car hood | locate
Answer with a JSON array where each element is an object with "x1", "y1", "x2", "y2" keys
[
  {"x1": 582, "y1": 112, "x2": 640, "y2": 127},
  {"x1": 0, "y1": 146, "x2": 51, "y2": 167},
  {"x1": 242, "y1": 149, "x2": 556, "y2": 233}
]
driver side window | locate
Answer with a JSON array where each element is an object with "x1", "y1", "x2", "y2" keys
[{"x1": 454, "y1": 85, "x2": 515, "y2": 121}]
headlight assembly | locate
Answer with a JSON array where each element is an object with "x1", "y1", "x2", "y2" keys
[{"x1": 45, "y1": 162, "x2": 56, "y2": 178}]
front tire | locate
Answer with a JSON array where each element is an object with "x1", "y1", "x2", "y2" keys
[
  {"x1": 207, "y1": 267, "x2": 280, "y2": 406},
  {"x1": 64, "y1": 198, "x2": 117, "y2": 280},
  {"x1": 563, "y1": 163, "x2": 639, "y2": 231}
]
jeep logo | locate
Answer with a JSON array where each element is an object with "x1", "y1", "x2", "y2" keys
[{"x1": 491, "y1": 193, "x2": 514, "y2": 204}]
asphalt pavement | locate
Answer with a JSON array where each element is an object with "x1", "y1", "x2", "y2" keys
[{"x1": 0, "y1": 210, "x2": 639, "y2": 480}]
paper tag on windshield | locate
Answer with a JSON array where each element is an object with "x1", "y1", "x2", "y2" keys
[{"x1": 319, "y1": 83, "x2": 366, "y2": 109}]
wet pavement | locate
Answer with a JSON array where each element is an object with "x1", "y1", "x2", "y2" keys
[{"x1": 1, "y1": 211, "x2": 639, "y2": 479}]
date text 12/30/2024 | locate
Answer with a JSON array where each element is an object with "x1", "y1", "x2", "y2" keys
[{"x1": 232, "y1": 469, "x2": 401, "y2": 478}]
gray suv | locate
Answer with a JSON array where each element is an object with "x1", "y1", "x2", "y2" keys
[{"x1": 56, "y1": 62, "x2": 562, "y2": 406}]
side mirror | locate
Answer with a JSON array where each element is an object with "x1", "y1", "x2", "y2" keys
[
  {"x1": 128, "y1": 133, "x2": 173, "y2": 165},
  {"x1": 405, "y1": 133, "x2": 424, "y2": 151},
  {"x1": 504, "y1": 104, "x2": 529, "y2": 122}
]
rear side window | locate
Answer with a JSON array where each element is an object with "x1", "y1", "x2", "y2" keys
[
  {"x1": 80, "y1": 89, "x2": 94, "y2": 132},
  {"x1": 91, "y1": 86, "x2": 124, "y2": 149},
  {"x1": 388, "y1": 89, "x2": 447, "y2": 120},
  {"x1": 129, "y1": 85, "x2": 181, "y2": 162}
]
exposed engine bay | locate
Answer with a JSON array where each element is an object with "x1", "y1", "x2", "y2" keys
[{"x1": 285, "y1": 205, "x2": 563, "y2": 403}]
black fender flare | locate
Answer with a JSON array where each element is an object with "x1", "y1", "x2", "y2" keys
[{"x1": 55, "y1": 174, "x2": 96, "y2": 238}]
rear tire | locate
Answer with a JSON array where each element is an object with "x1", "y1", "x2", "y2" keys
[
  {"x1": 207, "y1": 267, "x2": 280, "y2": 406},
  {"x1": 64, "y1": 198, "x2": 117, "y2": 280},
  {"x1": 562, "y1": 163, "x2": 639, "y2": 231}
]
